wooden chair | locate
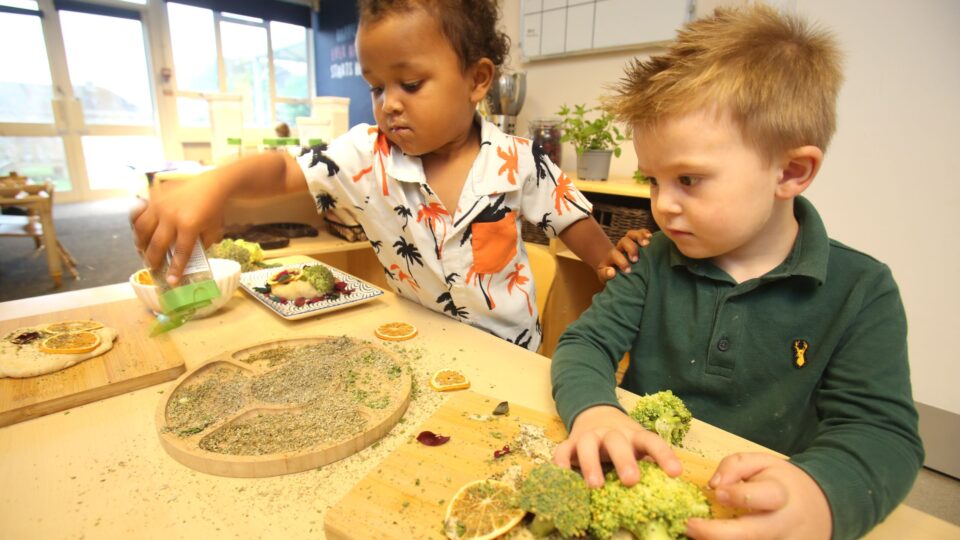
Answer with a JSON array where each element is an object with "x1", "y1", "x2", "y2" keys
[
  {"x1": 0, "y1": 175, "x2": 78, "y2": 287},
  {"x1": 524, "y1": 242, "x2": 557, "y2": 354}
]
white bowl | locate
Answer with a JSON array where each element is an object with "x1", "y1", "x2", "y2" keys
[{"x1": 130, "y1": 258, "x2": 242, "y2": 319}]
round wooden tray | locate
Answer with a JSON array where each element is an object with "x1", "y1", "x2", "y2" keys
[{"x1": 155, "y1": 336, "x2": 411, "y2": 478}]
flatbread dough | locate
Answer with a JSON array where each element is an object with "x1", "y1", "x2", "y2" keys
[{"x1": 0, "y1": 326, "x2": 118, "y2": 378}]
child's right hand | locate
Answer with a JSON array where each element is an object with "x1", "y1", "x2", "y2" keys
[
  {"x1": 597, "y1": 228, "x2": 654, "y2": 282},
  {"x1": 552, "y1": 404, "x2": 682, "y2": 488},
  {"x1": 130, "y1": 170, "x2": 230, "y2": 286}
]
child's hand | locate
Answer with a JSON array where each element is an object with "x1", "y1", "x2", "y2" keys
[
  {"x1": 597, "y1": 228, "x2": 653, "y2": 282},
  {"x1": 685, "y1": 453, "x2": 832, "y2": 540},
  {"x1": 552, "y1": 405, "x2": 682, "y2": 488},
  {"x1": 130, "y1": 172, "x2": 229, "y2": 285}
]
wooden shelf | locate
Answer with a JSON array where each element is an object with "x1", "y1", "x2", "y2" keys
[
  {"x1": 570, "y1": 174, "x2": 651, "y2": 199},
  {"x1": 261, "y1": 230, "x2": 371, "y2": 258}
]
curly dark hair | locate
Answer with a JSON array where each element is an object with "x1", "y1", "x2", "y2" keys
[{"x1": 358, "y1": 0, "x2": 510, "y2": 70}]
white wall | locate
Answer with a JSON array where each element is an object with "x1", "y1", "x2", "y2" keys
[{"x1": 502, "y1": 0, "x2": 960, "y2": 416}]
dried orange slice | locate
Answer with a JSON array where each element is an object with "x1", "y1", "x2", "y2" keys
[
  {"x1": 43, "y1": 320, "x2": 103, "y2": 334},
  {"x1": 135, "y1": 269, "x2": 154, "y2": 285},
  {"x1": 39, "y1": 331, "x2": 101, "y2": 354},
  {"x1": 443, "y1": 479, "x2": 524, "y2": 540},
  {"x1": 374, "y1": 321, "x2": 418, "y2": 341},
  {"x1": 430, "y1": 369, "x2": 470, "y2": 392}
]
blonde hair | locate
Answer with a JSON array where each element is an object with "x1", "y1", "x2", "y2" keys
[{"x1": 610, "y1": 3, "x2": 843, "y2": 161}]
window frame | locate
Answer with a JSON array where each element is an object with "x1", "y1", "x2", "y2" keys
[{"x1": 164, "y1": 1, "x2": 314, "y2": 145}]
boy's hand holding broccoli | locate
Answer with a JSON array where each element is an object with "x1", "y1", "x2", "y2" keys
[
  {"x1": 553, "y1": 405, "x2": 682, "y2": 488},
  {"x1": 686, "y1": 452, "x2": 832, "y2": 540},
  {"x1": 558, "y1": 399, "x2": 832, "y2": 540}
]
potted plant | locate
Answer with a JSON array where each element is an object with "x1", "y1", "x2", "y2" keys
[{"x1": 557, "y1": 104, "x2": 627, "y2": 180}]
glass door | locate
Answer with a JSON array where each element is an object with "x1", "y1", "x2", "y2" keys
[{"x1": 0, "y1": 0, "x2": 162, "y2": 202}]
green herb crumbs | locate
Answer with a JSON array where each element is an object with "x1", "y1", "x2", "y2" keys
[{"x1": 166, "y1": 338, "x2": 407, "y2": 456}]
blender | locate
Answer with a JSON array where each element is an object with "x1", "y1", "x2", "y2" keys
[{"x1": 486, "y1": 72, "x2": 526, "y2": 134}]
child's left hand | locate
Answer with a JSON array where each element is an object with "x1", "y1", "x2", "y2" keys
[
  {"x1": 684, "y1": 453, "x2": 832, "y2": 540},
  {"x1": 597, "y1": 228, "x2": 653, "y2": 282}
]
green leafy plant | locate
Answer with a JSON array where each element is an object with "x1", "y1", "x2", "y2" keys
[
  {"x1": 557, "y1": 104, "x2": 627, "y2": 157},
  {"x1": 633, "y1": 170, "x2": 651, "y2": 184}
]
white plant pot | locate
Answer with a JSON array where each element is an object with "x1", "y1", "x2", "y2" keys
[{"x1": 576, "y1": 150, "x2": 613, "y2": 180}]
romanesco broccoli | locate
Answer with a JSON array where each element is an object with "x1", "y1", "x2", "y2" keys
[
  {"x1": 302, "y1": 264, "x2": 336, "y2": 294},
  {"x1": 515, "y1": 463, "x2": 592, "y2": 538},
  {"x1": 629, "y1": 390, "x2": 692, "y2": 447},
  {"x1": 589, "y1": 460, "x2": 711, "y2": 540}
]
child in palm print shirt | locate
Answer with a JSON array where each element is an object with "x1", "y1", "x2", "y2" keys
[
  {"x1": 303, "y1": 114, "x2": 591, "y2": 350},
  {"x1": 131, "y1": 0, "x2": 622, "y2": 351}
]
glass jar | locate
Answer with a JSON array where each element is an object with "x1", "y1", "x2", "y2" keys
[{"x1": 528, "y1": 119, "x2": 562, "y2": 167}]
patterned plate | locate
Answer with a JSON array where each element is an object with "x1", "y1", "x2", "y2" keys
[{"x1": 239, "y1": 263, "x2": 383, "y2": 320}]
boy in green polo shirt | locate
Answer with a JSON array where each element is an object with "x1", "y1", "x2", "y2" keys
[{"x1": 552, "y1": 5, "x2": 923, "y2": 540}]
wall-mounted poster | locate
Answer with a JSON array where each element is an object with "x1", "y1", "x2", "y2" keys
[{"x1": 315, "y1": 0, "x2": 374, "y2": 126}]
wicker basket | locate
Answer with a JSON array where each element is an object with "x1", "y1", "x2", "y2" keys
[
  {"x1": 324, "y1": 215, "x2": 368, "y2": 242},
  {"x1": 521, "y1": 220, "x2": 551, "y2": 245},
  {"x1": 590, "y1": 201, "x2": 658, "y2": 244}
]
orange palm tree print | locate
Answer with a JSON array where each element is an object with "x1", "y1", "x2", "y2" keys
[
  {"x1": 416, "y1": 202, "x2": 451, "y2": 258},
  {"x1": 497, "y1": 140, "x2": 519, "y2": 185},
  {"x1": 389, "y1": 263, "x2": 420, "y2": 291},
  {"x1": 352, "y1": 127, "x2": 392, "y2": 196},
  {"x1": 465, "y1": 267, "x2": 496, "y2": 310},
  {"x1": 552, "y1": 173, "x2": 576, "y2": 216},
  {"x1": 506, "y1": 262, "x2": 533, "y2": 316}
]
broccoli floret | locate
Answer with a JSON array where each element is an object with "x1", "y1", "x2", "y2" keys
[
  {"x1": 234, "y1": 239, "x2": 264, "y2": 264},
  {"x1": 207, "y1": 238, "x2": 250, "y2": 267},
  {"x1": 302, "y1": 264, "x2": 336, "y2": 294},
  {"x1": 516, "y1": 463, "x2": 592, "y2": 538},
  {"x1": 589, "y1": 460, "x2": 711, "y2": 540},
  {"x1": 629, "y1": 390, "x2": 692, "y2": 447},
  {"x1": 207, "y1": 239, "x2": 270, "y2": 272}
]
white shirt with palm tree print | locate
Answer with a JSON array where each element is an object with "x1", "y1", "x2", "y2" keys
[{"x1": 297, "y1": 116, "x2": 593, "y2": 351}]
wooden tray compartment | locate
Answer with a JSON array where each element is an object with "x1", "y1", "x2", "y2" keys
[{"x1": 156, "y1": 336, "x2": 411, "y2": 478}]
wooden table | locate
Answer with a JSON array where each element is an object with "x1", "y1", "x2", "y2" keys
[
  {"x1": 0, "y1": 256, "x2": 955, "y2": 540},
  {"x1": 0, "y1": 182, "x2": 78, "y2": 287}
]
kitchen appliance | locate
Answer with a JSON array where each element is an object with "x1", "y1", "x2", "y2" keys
[{"x1": 485, "y1": 71, "x2": 526, "y2": 134}]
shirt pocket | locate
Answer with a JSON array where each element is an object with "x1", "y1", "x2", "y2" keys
[{"x1": 470, "y1": 210, "x2": 518, "y2": 275}]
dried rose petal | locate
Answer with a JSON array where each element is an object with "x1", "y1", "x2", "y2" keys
[
  {"x1": 416, "y1": 431, "x2": 450, "y2": 446},
  {"x1": 10, "y1": 330, "x2": 43, "y2": 345},
  {"x1": 493, "y1": 444, "x2": 511, "y2": 459}
]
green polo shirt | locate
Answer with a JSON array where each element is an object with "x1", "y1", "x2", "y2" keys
[{"x1": 552, "y1": 196, "x2": 923, "y2": 540}]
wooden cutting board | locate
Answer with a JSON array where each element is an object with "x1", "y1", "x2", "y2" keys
[
  {"x1": 324, "y1": 391, "x2": 735, "y2": 539},
  {"x1": 0, "y1": 298, "x2": 185, "y2": 427}
]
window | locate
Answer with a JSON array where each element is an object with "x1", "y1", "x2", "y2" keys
[
  {"x1": 0, "y1": 10, "x2": 53, "y2": 123},
  {"x1": 271, "y1": 21, "x2": 311, "y2": 125},
  {"x1": 60, "y1": 10, "x2": 154, "y2": 125},
  {"x1": 166, "y1": 2, "x2": 312, "y2": 129},
  {"x1": 167, "y1": 3, "x2": 217, "y2": 93}
]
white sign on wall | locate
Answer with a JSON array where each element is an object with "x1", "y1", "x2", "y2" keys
[{"x1": 521, "y1": 0, "x2": 694, "y2": 60}]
